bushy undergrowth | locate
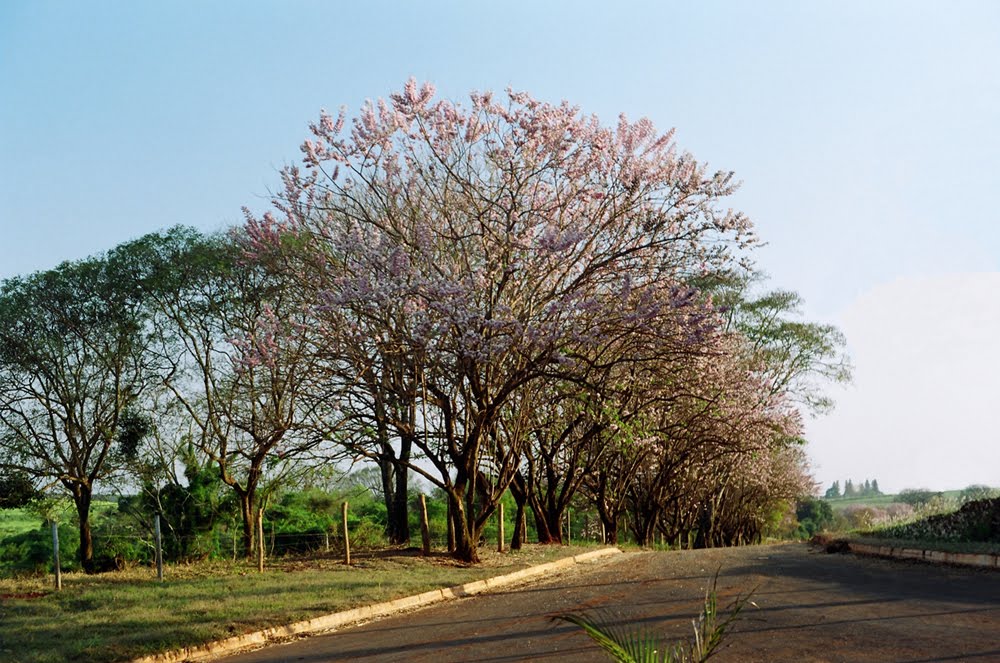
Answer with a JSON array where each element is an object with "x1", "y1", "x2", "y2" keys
[
  {"x1": 0, "y1": 485, "x2": 506, "y2": 573},
  {"x1": 838, "y1": 502, "x2": 914, "y2": 530},
  {"x1": 0, "y1": 522, "x2": 79, "y2": 573}
]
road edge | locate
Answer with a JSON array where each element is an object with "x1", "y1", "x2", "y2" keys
[
  {"x1": 129, "y1": 546, "x2": 623, "y2": 663},
  {"x1": 846, "y1": 541, "x2": 999, "y2": 568},
  {"x1": 811, "y1": 535, "x2": 999, "y2": 569}
]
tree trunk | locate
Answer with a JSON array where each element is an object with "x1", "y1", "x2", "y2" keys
[
  {"x1": 447, "y1": 489, "x2": 479, "y2": 563},
  {"x1": 601, "y1": 515, "x2": 618, "y2": 544},
  {"x1": 594, "y1": 492, "x2": 619, "y2": 545},
  {"x1": 379, "y1": 458, "x2": 399, "y2": 543},
  {"x1": 446, "y1": 500, "x2": 456, "y2": 552},
  {"x1": 239, "y1": 492, "x2": 255, "y2": 558},
  {"x1": 388, "y1": 434, "x2": 413, "y2": 544},
  {"x1": 510, "y1": 502, "x2": 525, "y2": 550},
  {"x1": 72, "y1": 485, "x2": 94, "y2": 572},
  {"x1": 529, "y1": 495, "x2": 558, "y2": 544},
  {"x1": 389, "y1": 467, "x2": 410, "y2": 544},
  {"x1": 509, "y1": 473, "x2": 528, "y2": 550},
  {"x1": 544, "y1": 508, "x2": 566, "y2": 545}
]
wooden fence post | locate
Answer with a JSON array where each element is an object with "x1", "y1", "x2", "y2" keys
[
  {"x1": 497, "y1": 503, "x2": 505, "y2": 553},
  {"x1": 51, "y1": 521, "x2": 61, "y2": 591},
  {"x1": 342, "y1": 501, "x2": 351, "y2": 566},
  {"x1": 257, "y1": 508, "x2": 265, "y2": 573},
  {"x1": 419, "y1": 494, "x2": 431, "y2": 556},
  {"x1": 567, "y1": 508, "x2": 572, "y2": 545},
  {"x1": 154, "y1": 515, "x2": 164, "y2": 582},
  {"x1": 446, "y1": 501, "x2": 455, "y2": 553}
]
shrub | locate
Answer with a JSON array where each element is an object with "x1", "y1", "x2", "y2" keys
[
  {"x1": 794, "y1": 497, "x2": 833, "y2": 537},
  {"x1": 0, "y1": 522, "x2": 79, "y2": 574},
  {"x1": 350, "y1": 518, "x2": 388, "y2": 550},
  {"x1": 960, "y1": 485, "x2": 999, "y2": 504},
  {"x1": 896, "y1": 489, "x2": 942, "y2": 508}
]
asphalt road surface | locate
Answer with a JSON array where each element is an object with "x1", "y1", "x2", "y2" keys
[{"x1": 219, "y1": 543, "x2": 1000, "y2": 662}]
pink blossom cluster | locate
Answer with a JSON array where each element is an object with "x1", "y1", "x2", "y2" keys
[{"x1": 235, "y1": 80, "x2": 820, "y2": 559}]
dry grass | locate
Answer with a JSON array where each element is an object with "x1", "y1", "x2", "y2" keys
[{"x1": 0, "y1": 544, "x2": 595, "y2": 662}]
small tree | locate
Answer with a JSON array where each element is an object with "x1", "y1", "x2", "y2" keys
[
  {"x1": 897, "y1": 488, "x2": 940, "y2": 507},
  {"x1": 824, "y1": 481, "x2": 841, "y2": 499},
  {"x1": 843, "y1": 479, "x2": 856, "y2": 498}
]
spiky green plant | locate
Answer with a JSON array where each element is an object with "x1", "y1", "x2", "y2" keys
[{"x1": 556, "y1": 573, "x2": 753, "y2": 663}]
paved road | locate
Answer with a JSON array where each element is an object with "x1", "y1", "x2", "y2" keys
[{"x1": 220, "y1": 543, "x2": 1000, "y2": 662}]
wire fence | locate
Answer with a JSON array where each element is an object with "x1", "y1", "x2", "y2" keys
[{"x1": 1, "y1": 502, "x2": 615, "y2": 586}]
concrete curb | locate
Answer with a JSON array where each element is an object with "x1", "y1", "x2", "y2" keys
[
  {"x1": 847, "y1": 542, "x2": 999, "y2": 569},
  {"x1": 130, "y1": 547, "x2": 622, "y2": 663}
]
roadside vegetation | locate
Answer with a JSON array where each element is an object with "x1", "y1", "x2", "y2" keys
[
  {"x1": 0, "y1": 543, "x2": 594, "y2": 663},
  {"x1": 802, "y1": 485, "x2": 1000, "y2": 555}
]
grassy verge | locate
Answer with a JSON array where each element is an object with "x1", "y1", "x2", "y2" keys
[{"x1": 0, "y1": 544, "x2": 599, "y2": 662}]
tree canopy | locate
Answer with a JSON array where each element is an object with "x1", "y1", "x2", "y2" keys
[{"x1": 0, "y1": 81, "x2": 851, "y2": 565}]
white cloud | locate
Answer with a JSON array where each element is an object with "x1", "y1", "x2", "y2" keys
[{"x1": 805, "y1": 272, "x2": 1000, "y2": 494}]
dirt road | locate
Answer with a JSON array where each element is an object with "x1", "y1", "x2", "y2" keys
[{"x1": 219, "y1": 543, "x2": 1000, "y2": 662}]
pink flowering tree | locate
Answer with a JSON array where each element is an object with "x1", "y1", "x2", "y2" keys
[{"x1": 247, "y1": 80, "x2": 757, "y2": 562}]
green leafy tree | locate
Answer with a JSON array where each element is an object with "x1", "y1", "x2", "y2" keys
[
  {"x1": 795, "y1": 497, "x2": 833, "y2": 537},
  {"x1": 708, "y1": 274, "x2": 852, "y2": 416},
  {"x1": 0, "y1": 253, "x2": 158, "y2": 571},
  {"x1": 0, "y1": 471, "x2": 37, "y2": 508},
  {"x1": 897, "y1": 488, "x2": 941, "y2": 507},
  {"x1": 824, "y1": 481, "x2": 841, "y2": 499}
]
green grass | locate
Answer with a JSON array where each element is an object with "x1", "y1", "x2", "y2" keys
[
  {"x1": 0, "y1": 544, "x2": 600, "y2": 662},
  {"x1": 0, "y1": 508, "x2": 43, "y2": 540},
  {"x1": 0, "y1": 501, "x2": 119, "y2": 540}
]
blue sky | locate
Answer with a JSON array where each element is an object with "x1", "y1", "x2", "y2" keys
[{"x1": 2, "y1": 1, "x2": 998, "y2": 492}]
